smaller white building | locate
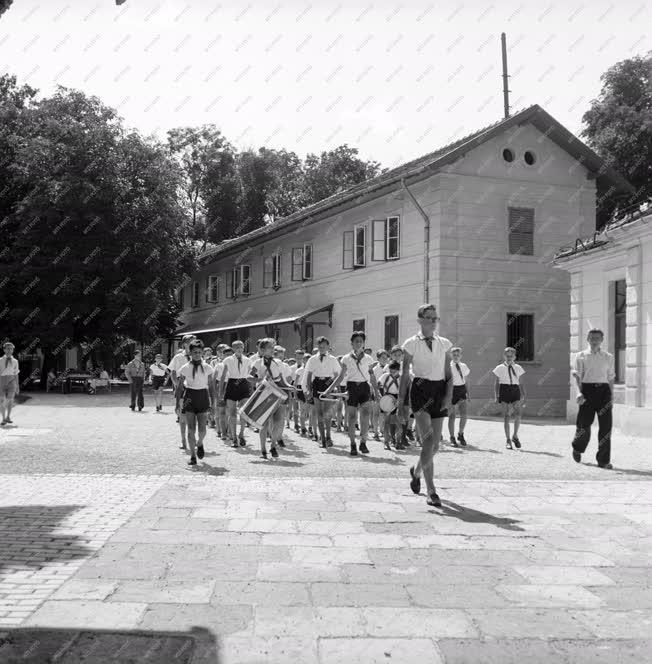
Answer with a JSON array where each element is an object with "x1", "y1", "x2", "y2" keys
[{"x1": 554, "y1": 205, "x2": 652, "y2": 437}]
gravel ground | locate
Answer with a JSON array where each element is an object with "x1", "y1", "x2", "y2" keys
[{"x1": 1, "y1": 391, "x2": 651, "y2": 481}]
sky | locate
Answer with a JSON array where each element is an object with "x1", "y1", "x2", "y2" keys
[{"x1": 0, "y1": 0, "x2": 649, "y2": 169}]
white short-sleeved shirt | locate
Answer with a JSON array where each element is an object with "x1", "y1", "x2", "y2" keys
[
  {"x1": 149, "y1": 362, "x2": 168, "y2": 377},
  {"x1": 341, "y1": 352, "x2": 375, "y2": 384},
  {"x1": 373, "y1": 363, "x2": 388, "y2": 381},
  {"x1": 450, "y1": 361, "x2": 470, "y2": 386},
  {"x1": 278, "y1": 361, "x2": 293, "y2": 382},
  {"x1": 179, "y1": 361, "x2": 214, "y2": 389},
  {"x1": 305, "y1": 353, "x2": 341, "y2": 379},
  {"x1": 222, "y1": 354, "x2": 251, "y2": 379},
  {"x1": 211, "y1": 360, "x2": 224, "y2": 383},
  {"x1": 492, "y1": 362, "x2": 525, "y2": 385},
  {"x1": 0, "y1": 356, "x2": 19, "y2": 376},
  {"x1": 401, "y1": 333, "x2": 452, "y2": 381},
  {"x1": 252, "y1": 357, "x2": 286, "y2": 383},
  {"x1": 572, "y1": 348, "x2": 615, "y2": 384},
  {"x1": 168, "y1": 351, "x2": 188, "y2": 375}
]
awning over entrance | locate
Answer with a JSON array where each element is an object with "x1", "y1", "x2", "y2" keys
[{"x1": 175, "y1": 304, "x2": 333, "y2": 337}]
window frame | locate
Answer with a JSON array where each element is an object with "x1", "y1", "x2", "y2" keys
[
  {"x1": 507, "y1": 206, "x2": 535, "y2": 257},
  {"x1": 506, "y1": 312, "x2": 535, "y2": 362},
  {"x1": 264, "y1": 253, "x2": 281, "y2": 289},
  {"x1": 342, "y1": 231, "x2": 354, "y2": 270},
  {"x1": 192, "y1": 281, "x2": 200, "y2": 308},
  {"x1": 207, "y1": 275, "x2": 219, "y2": 303},
  {"x1": 614, "y1": 279, "x2": 626, "y2": 384},
  {"x1": 384, "y1": 314, "x2": 399, "y2": 350},
  {"x1": 240, "y1": 264, "x2": 251, "y2": 296},
  {"x1": 292, "y1": 247, "x2": 303, "y2": 281},
  {"x1": 226, "y1": 270, "x2": 234, "y2": 299},
  {"x1": 386, "y1": 215, "x2": 400, "y2": 260},
  {"x1": 303, "y1": 243, "x2": 313, "y2": 280},
  {"x1": 352, "y1": 318, "x2": 366, "y2": 334},
  {"x1": 354, "y1": 224, "x2": 367, "y2": 268}
]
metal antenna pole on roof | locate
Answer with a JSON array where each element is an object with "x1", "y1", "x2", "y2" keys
[{"x1": 501, "y1": 32, "x2": 510, "y2": 118}]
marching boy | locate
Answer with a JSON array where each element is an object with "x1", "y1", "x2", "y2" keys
[
  {"x1": 448, "y1": 347, "x2": 470, "y2": 446},
  {"x1": 378, "y1": 361, "x2": 402, "y2": 450},
  {"x1": 493, "y1": 347, "x2": 526, "y2": 450}
]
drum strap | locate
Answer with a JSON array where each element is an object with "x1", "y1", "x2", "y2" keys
[{"x1": 382, "y1": 375, "x2": 399, "y2": 394}]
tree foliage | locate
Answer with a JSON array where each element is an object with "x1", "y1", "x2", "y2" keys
[{"x1": 581, "y1": 52, "x2": 652, "y2": 227}]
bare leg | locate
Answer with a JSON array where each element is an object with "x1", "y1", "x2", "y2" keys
[
  {"x1": 503, "y1": 404, "x2": 511, "y2": 439},
  {"x1": 447, "y1": 405, "x2": 456, "y2": 438},
  {"x1": 458, "y1": 400, "x2": 467, "y2": 433},
  {"x1": 259, "y1": 423, "x2": 268, "y2": 455},
  {"x1": 197, "y1": 412, "x2": 208, "y2": 446},
  {"x1": 359, "y1": 402, "x2": 371, "y2": 442},
  {"x1": 186, "y1": 412, "x2": 197, "y2": 457},
  {"x1": 346, "y1": 405, "x2": 357, "y2": 445},
  {"x1": 0, "y1": 396, "x2": 6, "y2": 421},
  {"x1": 227, "y1": 400, "x2": 237, "y2": 440},
  {"x1": 323, "y1": 402, "x2": 333, "y2": 440},
  {"x1": 513, "y1": 402, "x2": 521, "y2": 437}
]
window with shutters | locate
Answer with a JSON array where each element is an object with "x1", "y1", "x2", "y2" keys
[
  {"x1": 506, "y1": 313, "x2": 534, "y2": 361},
  {"x1": 192, "y1": 281, "x2": 200, "y2": 307},
  {"x1": 508, "y1": 207, "x2": 534, "y2": 256},
  {"x1": 352, "y1": 318, "x2": 365, "y2": 333},
  {"x1": 240, "y1": 264, "x2": 250, "y2": 296},
  {"x1": 228, "y1": 265, "x2": 250, "y2": 298},
  {"x1": 264, "y1": 254, "x2": 281, "y2": 289},
  {"x1": 372, "y1": 216, "x2": 401, "y2": 261},
  {"x1": 207, "y1": 275, "x2": 219, "y2": 303},
  {"x1": 226, "y1": 270, "x2": 234, "y2": 299},
  {"x1": 354, "y1": 225, "x2": 366, "y2": 267},
  {"x1": 384, "y1": 315, "x2": 399, "y2": 350},
  {"x1": 292, "y1": 245, "x2": 313, "y2": 281}
]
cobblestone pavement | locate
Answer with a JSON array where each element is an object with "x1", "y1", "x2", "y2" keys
[
  {"x1": 0, "y1": 475, "x2": 167, "y2": 628},
  {"x1": 2, "y1": 392, "x2": 652, "y2": 480},
  {"x1": 1, "y1": 475, "x2": 652, "y2": 662}
]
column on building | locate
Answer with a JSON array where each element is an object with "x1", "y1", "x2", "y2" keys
[{"x1": 625, "y1": 244, "x2": 642, "y2": 407}]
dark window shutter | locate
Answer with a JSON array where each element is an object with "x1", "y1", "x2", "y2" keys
[
  {"x1": 508, "y1": 207, "x2": 534, "y2": 256},
  {"x1": 292, "y1": 248, "x2": 303, "y2": 280}
]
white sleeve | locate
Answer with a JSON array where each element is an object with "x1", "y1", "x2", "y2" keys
[
  {"x1": 401, "y1": 337, "x2": 415, "y2": 356},
  {"x1": 462, "y1": 363, "x2": 470, "y2": 377},
  {"x1": 442, "y1": 337, "x2": 453, "y2": 353},
  {"x1": 515, "y1": 364, "x2": 525, "y2": 377},
  {"x1": 491, "y1": 366, "x2": 501, "y2": 378}
]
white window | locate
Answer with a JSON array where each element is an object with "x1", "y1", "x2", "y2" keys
[
  {"x1": 292, "y1": 245, "x2": 313, "y2": 281},
  {"x1": 264, "y1": 254, "x2": 282, "y2": 289},
  {"x1": 227, "y1": 266, "x2": 249, "y2": 298},
  {"x1": 192, "y1": 281, "x2": 199, "y2": 307},
  {"x1": 207, "y1": 275, "x2": 219, "y2": 303},
  {"x1": 239, "y1": 264, "x2": 250, "y2": 296},
  {"x1": 372, "y1": 216, "x2": 400, "y2": 261},
  {"x1": 354, "y1": 224, "x2": 366, "y2": 267}
]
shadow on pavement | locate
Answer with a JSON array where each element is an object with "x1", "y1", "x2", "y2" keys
[
  {"x1": 518, "y1": 449, "x2": 564, "y2": 458},
  {"x1": 0, "y1": 626, "x2": 218, "y2": 663},
  {"x1": 438, "y1": 500, "x2": 524, "y2": 532},
  {"x1": 458, "y1": 444, "x2": 501, "y2": 454},
  {"x1": 0, "y1": 506, "x2": 91, "y2": 574}
]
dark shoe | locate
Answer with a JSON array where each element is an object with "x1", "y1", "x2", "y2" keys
[
  {"x1": 320, "y1": 438, "x2": 328, "y2": 448},
  {"x1": 239, "y1": 435, "x2": 246, "y2": 447},
  {"x1": 458, "y1": 433, "x2": 467, "y2": 446},
  {"x1": 450, "y1": 436, "x2": 458, "y2": 447},
  {"x1": 6, "y1": 418, "x2": 13, "y2": 424},
  {"x1": 232, "y1": 441, "x2": 239, "y2": 448},
  {"x1": 301, "y1": 427, "x2": 307, "y2": 436},
  {"x1": 350, "y1": 444, "x2": 358, "y2": 456},
  {"x1": 326, "y1": 437, "x2": 333, "y2": 447},
  {"x1": 598, "y1": 462, "x2": 613, "y2": 469},
  {"x1": 396, "y1": 442, "x2": 407, "y2": 451},
  {"x1": 270, "y1": 446, "x2": 279, "y2": 458},
  {"x1": 308, "y1": 427, "x2": 314, "y2": 436},
  {"x1": 176, "y1": 416, "x2": 179, "y2": 423},
  {"x1": 188, "y1": 456, "x2": 197, "y2": 465},
  {"x1": 0, "y1": 419, "x2": 5, "y2": 426},
  {"x1": 373, "y1": 432, "x2": 380, "y2": 441},
  {"x1": 197, "y1": 444, "x2": 205, "y2": 460},
  {"x1": 406, "y1": 429, "x2": 415, "y2": 441},
  {"x1": 512, "y1": 436, "x2": 521, "y2": 449},
  {"x1": 572, "y1": 450, "x2": 581, "y2": 463},
  {"x1": 277, "y1": 440, "x2": 285, "y2": 448},
  {"x1": 359, "y1": 441, "x2": 369, "y2": 454},
  {"x1": 409, "y1": 466, "x2": 421, "y2": 495},
  {"x1": 130, "y1": 406, "x2": 135, "y2": 411},
  {"x1": 138, "y1": 407, "x2": 143, "y2": 412},
  {"x1": 294, "y1": 425, "x2": 300, "y2": 433},
  {"x1": 427, "y1": 491, "x2": 442, "y2": 508},
  {"x1": 260, "y1": 450, "x2": 268, "y2": 459}
]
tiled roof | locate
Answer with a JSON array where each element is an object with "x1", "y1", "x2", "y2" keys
[{"x1": 200, "y1": 104, "x2": 634, "y2": 262}]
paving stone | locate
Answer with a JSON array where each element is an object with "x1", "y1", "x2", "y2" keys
[
  {"x1": 139, "y1": 602, "x2": 253, "y2": 636},
  {"x1": 211, "y1": 581, "x2": 310, "y2": 606},
  {"x1": 496, "y1": 585, "x2": 605, "y2": 608},
  {"x1": 407, "y1": 584, "x2": 510, "y2": 608},
  {"x1": 523, "y1": 549, "x2": 616, "y2": 567},
  {"x1": 513, "y1": 566, "x2": 616, "y2": 586},
  {"x1": 262, "y1": 533, "x2": 333, "y2": 547},
  {"x1": 551, "y1": 639, "x2": 652, "y2": 663},
  {"x1": 290, "y1": 546, "x2": 370, "y2": 565},
  {"x1": 50, "y1": 579, "x2": 118, "y2": 601},
  {"x1": 296, "y1": 521, "x2": 366, "y2": 535},
  {"x1": 310, "y1": 582, "x2": 411, "y2": 607},
  {"x1": 165, "y1": 559, "x2": 259, "y2": 582},
  {"x1": 437, "y1": 638, "x2": 560, "y2": 663},
  {"x1": 109, "y1": 528, "x2": 260, "y2": 545},
  {"x1": 257, "y1": 563, "x2": 343, "y2": 583},
  {"x1": 225, "y1": 518, "x2": 299, "y2": 533},
  {"x1": 24, "y1": 600, "x2": 147, "y2": 629},
  {"x1": 571, "y1": 609, "x2": 652, "y2": 638},
  {"x1": 74, "y1": 559, "x2": 169, "y2": 580},
  {"x1": 331, "y1": 534, "x2": 406, "y2": 548},
  {"x1": 253, "y1": 606, "x2": 365, "y2": 637},
  {"x1": 318, "y1": 637, "x2": 442, "y2": 664},
  {"x1": 363, "y1": 607, "x2": 477, "y2": 637},
  {"x1": 587, "y1": 585, "x2": 652, "y2": 609},
  {"x1": 110, "y1": 580, "x2": 216, "y2": 604},
  {"x1": 470, "y1": 608, "x2": 595, "y2": 638},
  {"x1": 599, "y1": 566, "x2": 652, "y2": 586},
  {"x1": 220, "y1": 636, "x2": 319, "y2": 664}
]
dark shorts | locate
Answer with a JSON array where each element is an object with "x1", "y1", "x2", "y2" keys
[
  {"x1": 410, "y1": 378, "x2": 448, "y2": 419},
  {"x1": 152, "y1": 375, "x2": 165, "y2": 390},
  {"x1": 225, "y1": 378, "x2": 250, "y2": 402},
  {"x1": 498, "y1": 384, "x2": 521, "y2": 404},
  {"x1": 452, "y1": 384, "x2": 467, "y2": 405},
  {"x1": 312, "y1": 376, "x2": 333, "y2": 399},
  {"x1": 182, "y1": 388, "x2": 211, "y2": 414},
  {"x1": 347, "y1": 381, "x2": 371, "y2": 408},
  {"x1": 297, "y1": 390, "x2": 306, "y2": 403}
]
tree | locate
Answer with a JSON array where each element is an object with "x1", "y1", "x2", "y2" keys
[
  {"x1": 0, "y1": 1, "x2": 13, "y2": 19},
  {"x1": 581, "y1": 53, "x2": 652, "y2": 227},
  {"x1": 303, "y1": 144, "x2": 383, "y2": 204},
  {"x1": 0, "y1": 85, "x2": 193, "y2": 370}
]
